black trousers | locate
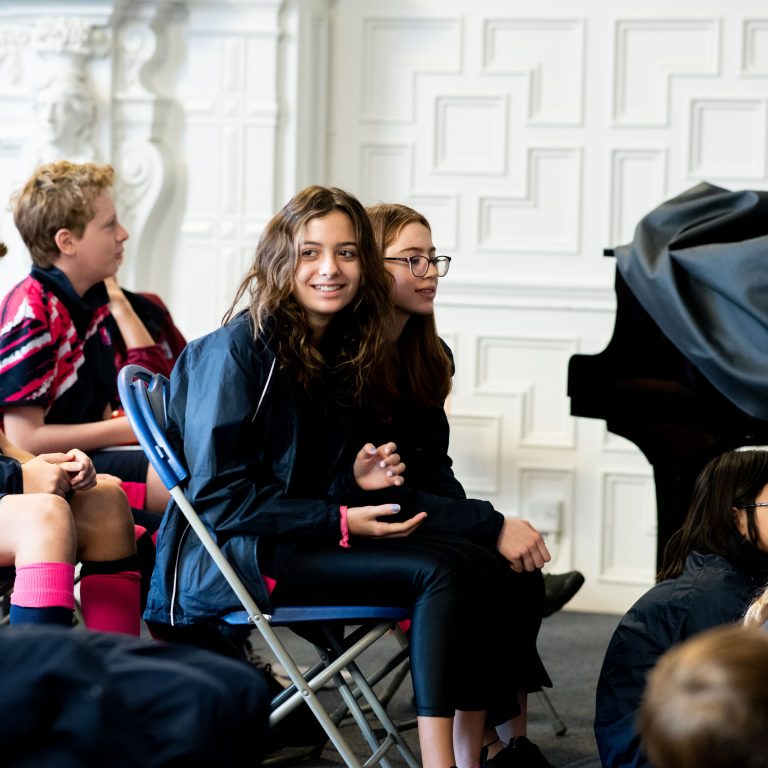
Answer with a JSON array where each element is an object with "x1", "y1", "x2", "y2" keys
[{"x1": 271, "y1": 532, "x2": 547, "y2": 719}]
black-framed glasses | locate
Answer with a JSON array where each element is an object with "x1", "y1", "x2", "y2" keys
[
  {"x1": 384, "y1": 255, "x2": 451, "y2": 278},
  {"x1": 739, "y1": 502, "x2": 768, "y2": 509}
]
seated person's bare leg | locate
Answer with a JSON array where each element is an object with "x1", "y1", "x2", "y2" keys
[
  {"x1": 0, "y1": 494, "x2": 76, "y2": 566},
  {"x1": 0, "y1": 494, "x2": 77, "y2": 625},
  {"x1": 144, "y1": 464, "x2": 170, "y2": 515},
  {"x1": 70, "y1": 481, "x2": 142, "y2": 635}
]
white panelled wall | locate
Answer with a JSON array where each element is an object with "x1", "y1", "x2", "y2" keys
[{"x1": 0, "y1": 0, "x2": 767, "y2": 613}]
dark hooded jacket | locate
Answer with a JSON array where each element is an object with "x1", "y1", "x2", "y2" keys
[
  {"x1": 594, "y1": 547, "x2": 768, "y2": 768},
  {"x1": 350, "y1": 340, "x2": 505, "y2": 548},
  {"x1": 143, "y1": 312, "x2": 358, "y2": 627}
]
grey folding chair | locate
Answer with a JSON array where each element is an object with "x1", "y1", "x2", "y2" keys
[{"x1": 118, "y1": 365, "x2": 419, "y2": 768}]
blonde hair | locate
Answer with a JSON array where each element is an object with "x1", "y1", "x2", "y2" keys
[
  {"x1": 638, "y1": 625, "x2": 768, "y2": 768},
  {"x1": 743, "y1": 585, "x2": 768, "y2": 628},
  {"x1": 12, "y1": 160, "x2": 115, "y2": 268},
  {"x1": 367, "y1": 202, "x2": 452, "y2": 407},
  {"x1": 226, "y1": 186, "x2": 397, "y2": 403}
]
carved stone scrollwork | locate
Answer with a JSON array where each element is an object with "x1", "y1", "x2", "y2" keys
[
  {"x1": 115, "y1": 22, "x2": 156, "y2": 97},
  {"x1": 112, "y1": 3, "x2": 184, "y2": 288},
  {"x1": 29, "y1": 17, "x2": 111, "y2": 166},
  {"x1": 115, "y1": 138, "x2": 166, "y2": 285},
  {"x1": 0, "y1": 28, "x2": 28, "y2": 86},
  {"x1": 34, "y1": 16, "x2": 111, "y2": 59}
]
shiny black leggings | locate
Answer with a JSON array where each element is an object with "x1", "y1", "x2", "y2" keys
[{"x1": 270, "y1": 533, "x2": 544, "y2": 718}]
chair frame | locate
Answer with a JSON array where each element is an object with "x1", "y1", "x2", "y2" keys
[{"x1": 118, "y1": 365, "x2": 419, "y2": 768}]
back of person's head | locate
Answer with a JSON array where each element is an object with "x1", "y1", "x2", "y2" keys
[
  {"x1": 657, "y1": 449, "x2": 768, "y2": 581},
  {"x1": 638, "y1": 625, "x2": 768, "y2": 768},
  {"x1": 227, "y1": 185, "x2": 395, "y2": 402},
  {"x1": 12, "y1": 160, "x2": 115, "y2": 268}
]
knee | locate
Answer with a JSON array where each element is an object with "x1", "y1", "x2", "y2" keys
[
  {"x1": 24, "y1": 494, "x2": 77, "y2": 550},
  {"x1": 72, "y1": 482, "x2": 136, "y2": 558}
]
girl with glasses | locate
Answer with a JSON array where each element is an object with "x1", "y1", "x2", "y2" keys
[
  {"x1": 366, "y1": 203, "x2": 555, "y2": 768},
  {"x1": 596, "y1": 448, "x2": 768, "y2": 768}
]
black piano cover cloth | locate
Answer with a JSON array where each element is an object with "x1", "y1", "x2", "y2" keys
[{"x1": 614, "y1": 181, "x2": 768, "y2": 422}]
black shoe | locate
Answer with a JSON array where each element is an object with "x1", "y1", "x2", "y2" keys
[
  {"x1": 542, "y1": 570, "x2": 585, "y2": 617},
  {"x1": 482, "y1": 737, "x2": 555, "y2": 768}
]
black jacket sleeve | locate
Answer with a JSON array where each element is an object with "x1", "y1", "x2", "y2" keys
[{"x1": 0, "y1": 453, "x2": 23, "y2": 494}]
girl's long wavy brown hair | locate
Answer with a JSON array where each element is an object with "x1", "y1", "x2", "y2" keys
[
  {"x1": 367, "y1": 203, "x2": 452, "y2": 408},
  {"x1": 224, "y1": 186, "x2": 397, "y2": 404},
  {"x1": 657, "y1": 449, "x2": 768, "y2": 581}
]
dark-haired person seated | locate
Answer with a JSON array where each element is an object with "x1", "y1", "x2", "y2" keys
[{"x1": 595, "y1": 449, "x2": 768, "y2": 768}]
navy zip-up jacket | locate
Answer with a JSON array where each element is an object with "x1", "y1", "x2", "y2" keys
[{"x1": 144, "y1": 313, "x2": 357, "y2": 627}]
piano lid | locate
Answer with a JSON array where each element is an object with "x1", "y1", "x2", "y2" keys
[{"x1": 614, "y1": 182, "x2": 768, "y2": 421}]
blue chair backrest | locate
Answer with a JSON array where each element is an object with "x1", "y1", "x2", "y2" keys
[{"x1": 117, "y1": 365, "x2": 188, "y2": 491}]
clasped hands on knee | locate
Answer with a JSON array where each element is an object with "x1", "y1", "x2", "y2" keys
[
  {"x1": 348, "y1": 441, "x2": 427, "y2": 539},
  {"x1": 21, "y1": 450, "x2": 97, "y2": 496}
]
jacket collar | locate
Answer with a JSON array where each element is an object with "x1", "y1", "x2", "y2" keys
[{"x1": 31, "y1": 266, "x2": 109, "y2": 335}]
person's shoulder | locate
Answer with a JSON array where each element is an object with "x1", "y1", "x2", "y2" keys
[
  {"x1": 684, "y1": 551, "x2": 740, "y2": 580},
  {"x1": 183, "y1": 313, "x2": 272, "y2": 365},
  {"x1": 135, "y1": 291, "x2": 168, "y2": 310},
  {"x1": 0, "y1": 273, "x2": 53, "y2": 324}
]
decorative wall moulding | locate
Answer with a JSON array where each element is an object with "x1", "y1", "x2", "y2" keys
[
  {"x1": 436, "y1": 279, "x2": 616, "y2": 312},
  {"x1": 517, "y1": 463, "x2": 575, "y2": 533},
  {"x1": 612, "y1": 17, "x2": 720, "y2": 126},
  {"x1": 359, "y1": 143, "x2": 415, "y2": 202},
  {"x1": 433, "y1": 93, "x2": 508, "y2": 175},
  {"x1": 407, "y1": 193, "x2": 459, "y2": 250},
  {"x1": 360, "y1": 17, "x2": 462, "y2": 123},
  {"x1": 688, "y1": 97, "x2": 767, "y2": 179},
  {"x1": 609, "y1": 148, "x2": 668, "y2": 247},
  {"x1": 742, "y1": 19, "x2": 768, "y2": 75},
  {"x1": 474, "y1": 334, "x2": 578, "y2": 448},
  {"x1": 477, "y1": 147, "x2": 582, "y2": 254},
  {"x1": 482, "y1": 17, "x2": 585, "y2": 126},
  {"x1": 446, "y1": 411, "x2": 501, "y2": 494},
  {"x1": 599, "y1": 470, "x2": 656, "y2": 586}
]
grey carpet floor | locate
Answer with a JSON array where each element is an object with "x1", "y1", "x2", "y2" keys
[{"x1": 256, "y1": 609, "x2": 621, "y2": 768}]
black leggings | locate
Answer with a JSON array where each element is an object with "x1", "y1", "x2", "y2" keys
[{"x1": 270, "y1": 533, "x2": 546, "y2": 718}]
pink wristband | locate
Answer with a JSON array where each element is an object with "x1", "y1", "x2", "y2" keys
[{"x1": 339, "y1": 505, "x2": 351, "y2": 549}]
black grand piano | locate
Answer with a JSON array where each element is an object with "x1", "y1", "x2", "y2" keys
[{"x1": 568, "y1": 182, "x2": 768, "y2": 568}]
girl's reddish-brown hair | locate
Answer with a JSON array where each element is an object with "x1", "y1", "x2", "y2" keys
[{"x1": 367, "y1": 202, "x2": 452, "y2": 407}]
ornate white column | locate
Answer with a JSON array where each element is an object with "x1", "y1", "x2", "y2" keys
[{"x1": 111, "y1": 1, "x2": 185, "y2": 290}]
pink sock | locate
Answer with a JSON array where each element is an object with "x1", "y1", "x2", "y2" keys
[
  {"x1": 10, "y1": 562, "x2": 75, "y2": 609},
  {"x1": 121, "y1": 481, "x2": 147, "y2": 510},
  {"x1": 79, "y1": 571, "x2": 141, "y2": 636}
]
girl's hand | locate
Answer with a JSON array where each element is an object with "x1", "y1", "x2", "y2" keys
[
  {"x1": 496, "y1": 517, "x2": 551, "y2": 573},
  {"x1": 21, "y1": 454, "x2": 73, "y2": 496},
  {"x1": 347, "y1": 504, "x2": 427, "y2": 538},
  {"x1": 353, "y1": 442, "x2": 405, "y2": 490},
  {"x1": 62, "y1": 449, "x2": 97, "y2": 491}
]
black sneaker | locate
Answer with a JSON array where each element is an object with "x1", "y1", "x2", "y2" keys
[{"x1": 482, "y1": 737, "x2": 555, "y2": 768}]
